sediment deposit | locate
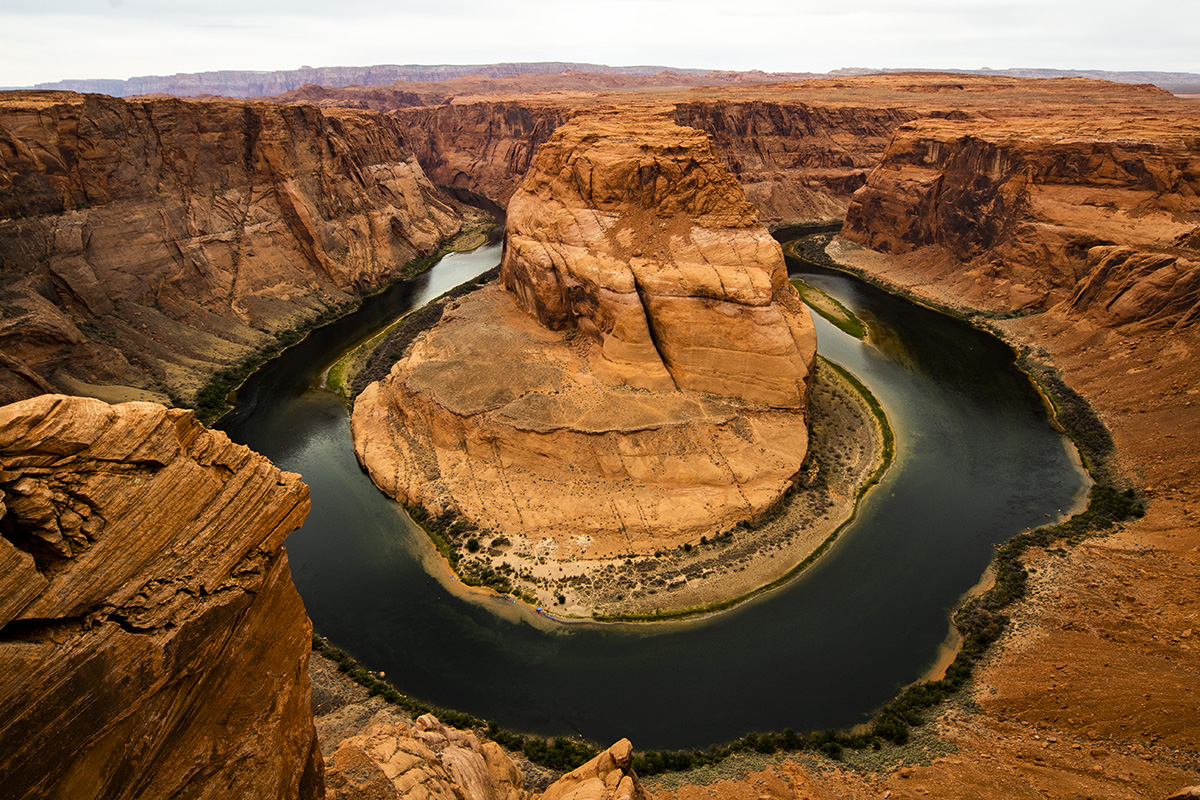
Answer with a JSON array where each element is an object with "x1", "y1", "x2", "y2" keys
[
  {"x1": 0, "y1": 394, "x2": 319, "y2": 800},
  {"x1": 353, "y1": 114, "x2": 817, "y2": 569},
  {"x1": 0, "y1": 91, "x2": 465, "y2": 406}
]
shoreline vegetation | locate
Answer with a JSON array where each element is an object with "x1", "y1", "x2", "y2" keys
[{"x1": 219, "y1": 227, "x2": 1142, "y2": 779}]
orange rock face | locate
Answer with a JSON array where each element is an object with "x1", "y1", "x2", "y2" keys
[
  {"x1": 394, "y1": 96, "x2": 908, "y2": 226},
  {"x1": 325, "y1": 713, "x2": 525, "y2": 800},
  {"x1": 0, "y1": 91, "x2": 464, "y2": 405},
  {"x1": 353, "y1": 115, "x2": 816, "y2": 554},
  {"x1": 0, "y1": 395, "x2": 319, "y2": 800},
  {"x1": 501, "y1": 115, "x2": 815, "y2": 407},
  {"x1": 541, "y1": 739, "x2": 649, "y2": 800},
  {"x1": 841, "y1": 115, "x2": 1200, "y2": 326}
]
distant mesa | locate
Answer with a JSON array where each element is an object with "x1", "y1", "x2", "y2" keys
[
  {"x1": 352, "y1": 114, "x2": 817, "y2": 557},
  {"x1": 25, "y1": 61, "x2": 1200, "y2": 98}
]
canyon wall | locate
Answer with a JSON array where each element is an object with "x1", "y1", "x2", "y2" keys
[
  {"x1": 0, "y1": 91, "x2": 465, "y2": 406},
  {"x1": 0, "y1": 394, "x2": 319, "y2": 800},
  {"x1": 669, "y1": 100, "x2": 912, "y2": 223},
  {"x1": 395, "y1": 102, "x2": 574, "y2": 206},
  {"x1": 392, "y1": 97, "x2": 910, "y2": 226},
  {"x1": 841, "y1": 116, "x2": 1200, "y2": 326}
]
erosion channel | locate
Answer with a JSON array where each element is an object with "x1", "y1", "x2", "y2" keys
[{"x1": 218, "y1": 236, "x2": 1088, "y2": 751}]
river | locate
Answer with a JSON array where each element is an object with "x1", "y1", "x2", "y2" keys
[{"x1": 218, "y1": 241, "x2": 1088, "y2": 750}]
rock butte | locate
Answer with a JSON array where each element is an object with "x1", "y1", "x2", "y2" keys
[{"x1": 353, "y1": 115, "x2": 817, "y2": 554}]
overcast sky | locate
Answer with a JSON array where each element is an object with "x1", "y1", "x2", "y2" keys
[{"x1": 3, "y1": 0, "x2": 1198, "y2": 87}]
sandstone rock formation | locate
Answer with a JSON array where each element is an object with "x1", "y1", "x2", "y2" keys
[
  {"x1": 841, "y1": 114, "x2": 1200, "y2": 327},
  {"x1": 394, "y1": 98, "x2": 907, "y2": 225},
  {"x1": 540, "y1": 739, "x2": 647, "y2": 800},
  {"x1": 325, "y1": 713, "x2": 524, "y2": 800},
  {"x1": 0, "y1": 91, "x2": 465, "y2": 406},
  {"x1": 0, "y1": 394, "x2": 320, "y2": 800},
  {"x1": 500, "y1": 115, "x2": 815, "y2": 406},
  {"x1": 352, "y1": 115, "x2": 816, "y2": 558}
]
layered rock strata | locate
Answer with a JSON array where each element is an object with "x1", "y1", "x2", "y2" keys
[
  {"x1": 353, "y1": 116, "x2": 816, "y2": 557},
  {"x1": 841, "y1": 116, "x2": 1200, "y2": 327},
  {"x1": 394, "y1": 98, "x2": 907, "y2": 225},
  {"x1": 0, "y1": 91, "x2": 464, "y2": 405},
  {"x1": 0, "y1": 394, "x2": 319, "y2": 800}
]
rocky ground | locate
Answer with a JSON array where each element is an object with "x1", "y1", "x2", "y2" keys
[{"x1": 485, "y1": 358, "x2": 886, "y2": 619}]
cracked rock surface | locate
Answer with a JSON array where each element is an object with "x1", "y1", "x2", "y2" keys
[{"x1": 0, "y1": 394, "x2": 320, "y2": 800}]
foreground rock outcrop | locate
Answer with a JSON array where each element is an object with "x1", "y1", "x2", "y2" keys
[
  {"x1": 353, "y1": 115, "x2": 816, "y2": 570},
  {"x1": 0, "y1": 395, "x2": 319, "y2": 800},
  {"x1": 0, "y1": 91, "x2": 466, "y2": 406},
  {"x1": 541, "y1": 739, "x2": 648, "y2": 800},
  {"x1": 325, "y1": 713, "x2": 524, "y2": 800}
]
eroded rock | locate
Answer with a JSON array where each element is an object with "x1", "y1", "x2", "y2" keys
[
  {"x1": 0, "y1": 394, "x2": 320, "y2": 800},
  {"x1": 352, "y1": 115, "x2": 816, "y2": 560},
  {"x1": 325, "y1": 713, "x2": 524, "y2": 800},
  {"x1": 541, "y1": 739, "x2": 648, "y2": 800},
  {"x1": 841, "y1": 116, "x2": 1200, "y2": 327},
  {"x1": 0, "y1": 91, "x2": 466, "y2": 405}
]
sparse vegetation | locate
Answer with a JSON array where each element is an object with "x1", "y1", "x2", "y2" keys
[
  {"x1": 191, "y1": 299, "x2": 358, "y2": 424},
  {"x1": 790, "y1": 277, "x2": 868, "y2": 339}
]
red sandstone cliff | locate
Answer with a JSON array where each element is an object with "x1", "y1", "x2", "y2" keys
[
  {"x1": 391, "y1": 97, "x2": 908, "y2": 226},
  {"x1": 0, "y1": 394, "x2": 319, "y2": 800},
  {"x1": 840, "y1": 115, "x2": 1200, "y2": 327},
  {"x1": 0, "y1": 91, "x2": 465, "y2": 406},
  {"x1": 395, "y1": 101, "x2": 573, "y2": 204}
]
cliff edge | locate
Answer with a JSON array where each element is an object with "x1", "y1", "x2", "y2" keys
[
  {"x1": 0, "y1": 91, "x2": 466, "y2": 407},
  {"x1": 0, "y1": 394, "x2": 320, "y2": 800}
]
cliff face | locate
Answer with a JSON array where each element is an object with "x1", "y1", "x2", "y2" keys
[
  {"x1": 353, "y1": 115, "x2": 816, "y2": 564},
  {"x1": 841, "y1": 117, "x2": 1200, "y2": 326},
  {"x1": 0, "y1": 91, "x2": 464, "y2": 405},
  {"x1": 501, "y1": 114, "x2": 814, "y2": 407},
  {"x1": 392, "y1": 98, "x2": 908, "y2": 226},
  {"x1": 670, "y1": 100, "x2": 913, "y2": 223},
  {"x1": 395, "y1": 101, "x2": 573, "y2": 204},
  {"x1": 0, "y1": 394, "x2": 319, "y2": 800}
]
